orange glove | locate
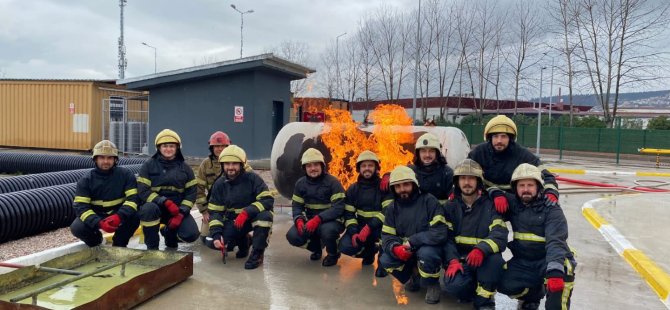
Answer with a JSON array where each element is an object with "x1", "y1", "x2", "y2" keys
[
  {"x1": 445, "y1": 259, "x2": 464, "y2": 278},
  {"x1": 392, "y1": 245, "x2": 413, "y2": 261},
  {"x1": 547, "y1": 277, "x2": 564, "y2": 293},
  {"x1": 167, "y1": 213, "x2": 184, "y2": 230},
  {"x1": 234, "y1": 210, "x2": 249, "y2": 229},
  {"x1": 306, "y1": 216, "x2": 322, "y2": 234},
  {"x1": 466, "y1": 248, "x2": 484, "y2": 267}
]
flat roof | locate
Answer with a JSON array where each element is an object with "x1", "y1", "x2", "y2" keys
[{"x1": 118, "y1": 53, "x2": 315, "y2": 90}]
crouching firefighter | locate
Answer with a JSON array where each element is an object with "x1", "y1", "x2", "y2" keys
[
  {"x1": 442, "y1": 159, "x2": 507, "y2": 310},
  {"x1": 338, "y1": 151, "x2": 393, "y2": 277},
  {"x1": 379, "y1": 166, "x2": 450, "y2": 304},
  {"x1": 71, "y1": 140, "x2": 140, "y2": 247},
  {"x1": 194, "y1": 131, "x2": 230, "y2": 243},
  {"x1": 206, "y1": 145, "x2": 274, "y2": 269},
  {"x1": 137, "y1": 129, "x2": 200, "y2": 250},
  {"x1": 497, "y1": 164, "x2": 576, "y2": 310},
  {"x1": 286, "y1": 148, "x2": 346, "y2": 267}
]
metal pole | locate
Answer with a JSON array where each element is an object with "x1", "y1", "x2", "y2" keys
[
  {"x1": 142, "y1": 42, "x2": 157, "y2": 73},
  {"x1": 412, "y1": 0, "x2": 421, "y2": 123},
  {"x1": 536, "y1": 67, "x2": 546, "y2": 156},
  {"x1": 231, "y1": 5, "x2": 254, "y2": 59},
  {"x1": 549, "y1": 58, "x2": 554, "y2": 126},
  {"x1": 336, "y1": 32, "x2": 347, "y2": 100}
]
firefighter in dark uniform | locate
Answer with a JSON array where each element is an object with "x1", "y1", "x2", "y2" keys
[
  {"x1": 195, "y1": 131, "x2": 230, "y2": 243},
  {"x1": 286, "y1": 148, "x2": 346, "y2": 267},
  {"x1": 137, "y1": 129, "x2": 200, "y2": 250},
  {"x1": 381, "y1": 133, "x2": 454, "y2": 205},
  {"x1": 380, "y1": 166, "x2": 450, "y2": 304},
  {"x1": 468, "y1": 115, "x2": 559, "y2": 214},
  {"x1": 71, "y1": 140, "x2": 140, "y2": 247},
  {"x1": 206, "y1": 145, "x2": 274, "y2": 269},
  {"x1": 442, "y1": 159, "x2": 507, "y2": 310},
  {"x1": 338, "y1": 150, "x2": 393, "y2": 277},
  {"x1": 497, "y1": 164, "x2": 576, "y2": 310}
]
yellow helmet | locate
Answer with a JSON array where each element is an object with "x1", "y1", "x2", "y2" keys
[
  {"x1": 92, "y1": 140, "x2": 118, "y2": 158},
  {"x1": 155, "y1": 129, "x2": 181, "y2": 147},
  {"x1": 453, "y1": 159, "x2": 483, "y2": 180},
  {"x1": 301, "y1": 148, "x2": 325, "y2": 165},
  {"x1": 415, "y1": 133, "x2": 441, "y2": 150},
  {"x1": 389, "y1": 166, "x2": 418, "y2": 186},
  {"x1": 356, "y1": 150, "x2": 379, "y2": 164},
  {"x1": 218, "y1": 145, "x2": 247, "y2": 164},
  {"x1": 484, "y1": 115, "x2": 517, "y2": 140},
  {"x1": 511, "y1": 163, "x2": 544, "y2": 186}
]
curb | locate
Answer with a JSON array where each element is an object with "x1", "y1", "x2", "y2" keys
[
  {"x1": 582, "y1": 198, "x2": 670, "y2": 308},
  {"x1": 550, "y1": 168, "x2": 670, "y2": 177}
]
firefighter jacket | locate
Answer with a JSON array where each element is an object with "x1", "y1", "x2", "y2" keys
[
  {"x1": 195, "y1": 156, "x2": 222, "y2": 212},
  {"x1": 409, "y1": 161, "x2": 454, "y2": 203},
  {"x1": 443, "y1": 194, "x2": 508, "y2": 262},
  {"x1": 207, "y1": 170, "x2": 274, "y2": 239},
  {"x1": 73, "y1": 166, "x2": 140, "y2": 230},
  {"x1": 503, "y1": 193, "x2": 576, "y2": 276},
  {"x1": 468, "y1": 141, "x2": 558, "y2": 197},
  {"x1": 137, "y1": 155, "x2": 197, "y2": 215},
  {"x1": 342, "y1": 174, "x2": 393, "y2": 234},
  {"x1": 291, "y1": 173, "x2": 345, "y2": 223},
  {"x1": 381, "y1": 190, "x2": 449, "y2": 255}
]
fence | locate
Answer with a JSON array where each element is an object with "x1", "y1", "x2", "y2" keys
[
  {"x1": 455, "y1": 123, "x2": 670, "y2": 163},
  {"x1": 102, "y1": 97, "x2": 150, "y2": 155}
]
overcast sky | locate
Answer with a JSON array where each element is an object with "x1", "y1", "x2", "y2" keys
[{"x1": 0, "y1": 0, "x2": 412, "y2": 80}]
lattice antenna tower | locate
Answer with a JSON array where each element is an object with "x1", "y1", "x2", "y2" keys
[{"x1": 118, "y1": 0, "x2": 128, "y2": 79}]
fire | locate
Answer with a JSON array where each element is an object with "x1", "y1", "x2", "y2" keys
[{"x1": 322, "y1": 104, "x2": 414, "y2": 189}]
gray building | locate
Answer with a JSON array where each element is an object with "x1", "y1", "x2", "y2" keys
[{"x1": 119, "y1": 54, "x2": 314, "y2": 159}]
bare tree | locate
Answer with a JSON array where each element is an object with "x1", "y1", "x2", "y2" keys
[
  {"x1": 267, "y1": 40, "x2": 313, "y2": 97},
  {"x1": 356, "y1": 17, "x2": 379, "y2": 104},
  {"x1": 573, "y1": 0, "x2": 670, "y2": 127},
  {"x1": 548, "y1": 0, "x2": 580, "y2": 126},
  {"x1": 505, "y1": 0, "x2": 544, "y2": 115}
]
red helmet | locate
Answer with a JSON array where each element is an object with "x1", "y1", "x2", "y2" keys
[{"x1": 209, "y1": 131, "x2": 231, "y2": 146}]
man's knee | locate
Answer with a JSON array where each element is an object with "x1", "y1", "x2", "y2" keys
[
  {"x1": 286, "y1": 226, "x2": 306, "y2": 247},
  {"x1": 319, "y1": 222, "x2": 342, "y2": 241},
  {"x1": 138, "y1": 202, "x2": 161, "y2": 224},
  {"x1": 416, "y1": 246, "x2": 443, "y2": 266},
  {"x1": 444, "y1": 271, "x2": 475, "y2": 299},
  {"x1": 338, "y1": 233, "x2": 359, "y2": 256},
  {"x1": 177, "y1": 215, "x2": 200, "y2": 243}
]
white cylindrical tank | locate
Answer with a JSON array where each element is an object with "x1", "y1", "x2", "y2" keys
[{"x1": 270, "y1": 122, "x2": 471, "y2": 199}]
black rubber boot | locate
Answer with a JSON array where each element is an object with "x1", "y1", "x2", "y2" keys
[
  {"x1": 404, "y1": 269, "x2": 420, "y2": 292},
  {"x1": 244, "y1": 248, "x2": 265, "y2": 270},
  {"x1": 160, "y1": 227, "x2": 178, "y2": 249},
  {"x1": 143, "y1": 225, "x2": 160, "y2": 250},
  {"x1": 322, "y1": 253, "x2": 340, "y2": 267},
  {"x1": 425, "y1": 283, "x2": 441, "y2": 304},
  {"x1": 375, "y1": 265, "x2": 388, "y2": 277},
  {"x1": 310, "y1": 251, "x2": 322, "y2": 261},
  {"x1": 361, "y1": 253, "x2": 375, "y2": 265},
  {"x1": 517, "y1": 300, "x2": 540, "y2": 310},
  {"x1": 236, "y1": 235, "x2": 251, "y2": 258}
]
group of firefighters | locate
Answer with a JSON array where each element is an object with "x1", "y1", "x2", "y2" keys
[{"x1": 69, "y1": 115, "x2": 575, "y2": 310}]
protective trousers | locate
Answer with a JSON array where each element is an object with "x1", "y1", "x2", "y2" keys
[
  {"x1": 286, "y1": 221, "x2": 343, "y2": 256},
  {"x1": 443, "y1": 253, "x2": 504, "y2": 308},
  {"x1": 379, "y1": 245, "x2": 443, "y2": 287},
  {"x1": 497, "y1": 257, "x2": 575, "y2": 310},
  {"x1": 139, "y1": 202, "x2": 199, "y2": 249},
  {"x1": 207, "y1": 211, "x2": 274, "y2": 251},
  {"x1": 338, "y1": 226, "x2": 381, "y2": 259},
  {"x1": 70, "y1": 214, "x2": 140, "y2": 247}
]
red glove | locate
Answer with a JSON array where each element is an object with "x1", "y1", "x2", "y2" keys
[
  {"x1": 352, "y1": 234, "x2": 360, "y2": 248},
  {"x1": 234, "y1": 210, "x2": 249, "y2": 229},
  {"x1": 466, "y1": 248, "x2": 484, "y2": 267},
  {"x1": 164, "y1": 200, "x2": 180, "y2": 216},
  {"x1": 448, "y1": 192, "x2": 455, "y2": 201},
  {"x1": 167, "y1": 213, "x2": 184, "y2": 230},
  {"x1": 445, "y1": 259, "x2": 464, "y2": 278},
  {"x1": 357, "y1": 225, "x2": 371, "y2": 243},
  {"x1": 295, "y1": 218, "x2": 305, "y2": 236},
  {"x1": 546, "y1": 193, "x2": 558, "y2": 203},
  {"x1": 99, "y1": 214, "x2": 121, "y2": 233},
  {"x1": 493, "y1": 196, "x2": 509, "y2": 213},
  {"x1": 546, "y1": 277, "x2": 565, "y2": 293},
  {"x1": 380, "y1": 173, "x2": 391, "y2": 191},
  {"x1": 392, "y1": 245, "x2": 413, "y2": 261},
  {"x1": 306, "y1": 216, "x2": 322, "y2": 234}
]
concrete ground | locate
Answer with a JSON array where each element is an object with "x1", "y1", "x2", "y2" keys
[{"x1": 129, "y1": 158, "x2": 670, "y2": 310}]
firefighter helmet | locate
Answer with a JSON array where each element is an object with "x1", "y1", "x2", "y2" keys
[
  {"x1": 415, "y1": 133, "x2": 441, "y2": 150},
  {"x1": 218, "y1": 145, "x2": 246, "y2": 163},
  {"x1": 453, "y1": 159, "x2": 483, "y2": 180},
  {"x1": 511, "y1": 163, "x2": 544, "y2": 186},
  {"x1": 484, "y1": 115, "x2": 517, "y2": 140},
  {"x1": 356, "y1": 150, "x2": 379, "y2": 164},
  {"x1": 155, "y1": 129, "x2": 182, "y2": 147},
  {"x1": 92, "y1": 140, "x2": 118, "y2": 158},
  {"x1": 209, "y1": 131, "x2": 231, "y2": 146},
  {"x1": 301, "y1": 148, "x2": 325, "y2": 166},
  {"x1": 389, "y1": 166, "x2": 419, "y2": 186}
]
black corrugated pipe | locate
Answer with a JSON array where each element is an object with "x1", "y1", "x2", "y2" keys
[
  {"x1": 0, "y1": 152, "x2": 147, "y2": 174},
  {"x1": 0, "y1": 165, "x2": 142, "y2": 194},
  {"x1": 0, "y1": 183, "x2": 76, "y2": 243}
]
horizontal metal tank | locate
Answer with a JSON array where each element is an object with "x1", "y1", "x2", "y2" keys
[{"x1": 270, "y1": 122, "x2": 471, "y2": 199}]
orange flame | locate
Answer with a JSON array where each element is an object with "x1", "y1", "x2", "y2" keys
[{"x1": 322, "y1": 104, "x2": 414, "y2": 189}]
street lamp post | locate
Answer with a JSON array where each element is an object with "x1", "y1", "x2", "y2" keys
[
  {"x1": 230, "y1": 4, "x2": 254, "y2": 58},
  {"x1": 141, "y1": 42, "x2": 157, "y2": 73},
  {"x1": 335, "y1": 32, "x2": 347, "y2": 100},
  {"x1": 548, "y1": 58, "x2": 555, "y2": 126},
  {"x1": 537, "y1": 67, "x2": 547, "y2": 156}
]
